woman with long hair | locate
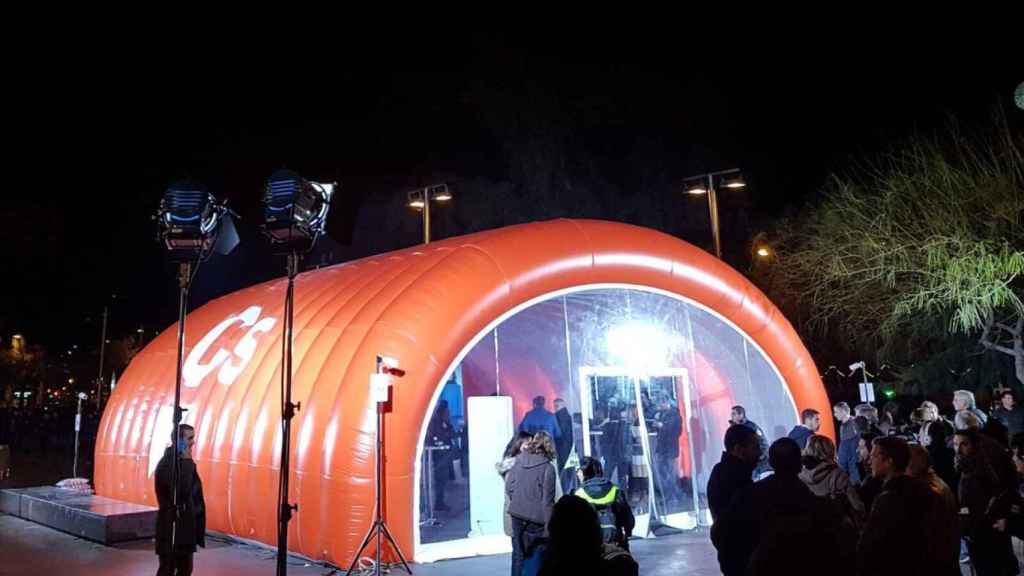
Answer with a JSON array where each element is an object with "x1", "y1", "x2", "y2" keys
[
  {"x1": 497, "y1": 431, "x2": 535, "y2": 537},
  {"x1": 529, "y1": 431, "x2": 562, "y2": 499},
  {"x1": 799, "y1": 434, "x2": 865, "y2": 522}
]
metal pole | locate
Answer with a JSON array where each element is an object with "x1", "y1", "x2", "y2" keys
[
  {"x1": 376, "y1": 403, "x2": 383, "y2": 570},
  {"x1": 170, "y1": 261, "x2": 191, "y2": 552},
  {"x1": 707, "y1": 174, "x2": 722, "y2": 259},
  {"x1": 73, "y1": 395, "x2": 83, "y2": 478},
  {"x1": 423, "y1": 188, "x2": 431, "y2": 244},
  {"x1": 862, "y1": 364, "x2": 871, "y2": 405},
  {"x1": 277, "y1": 253, "x2": 300, "y2": 576},
  {"x1": 96, "y1": 306, "x2": 108, "y2": 410}
]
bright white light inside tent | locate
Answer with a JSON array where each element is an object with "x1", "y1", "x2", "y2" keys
[{"x1": 606, "y1": 322, "x2": 682, "y2": 371}]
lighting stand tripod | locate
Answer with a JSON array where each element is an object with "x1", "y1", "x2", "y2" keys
[{"x1": 345, "y1": 356, "x2": 412, "y2": 575}]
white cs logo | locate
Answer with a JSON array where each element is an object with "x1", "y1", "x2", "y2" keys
[{"x1": 183, "y1": 306, "x2": 277, "y2": 388}]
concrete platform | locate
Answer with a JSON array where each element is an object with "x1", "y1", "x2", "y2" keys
[{"x1": 0, "y1": 486, "x2": 156, "y2": 544}]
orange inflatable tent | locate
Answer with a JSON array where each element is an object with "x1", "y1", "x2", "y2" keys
[{"x1": 95, "y1": 219, "x2": 828, "y2": 566}]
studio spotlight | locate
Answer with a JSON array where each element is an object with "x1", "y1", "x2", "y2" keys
[
  {"x1": 156, "y1": 182, "x2": 233, "y2": 260},
  {"x1": 262, "y1": 169, "x2": 335, "y2": 253}
]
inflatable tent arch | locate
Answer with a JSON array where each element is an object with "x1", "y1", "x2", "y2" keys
[{"x1": 95, "y1": 219, "x2": 829, "y2": 567}]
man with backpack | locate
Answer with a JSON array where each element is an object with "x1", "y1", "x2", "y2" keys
[{"x1": 573, "y1": 456, "x2": 635, "y2": 551}]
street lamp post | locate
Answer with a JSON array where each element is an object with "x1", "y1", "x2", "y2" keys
[
  {"x1": 96, "y1": 306, "x2": 108, "y2": 410},
  {"x1": 684, "y1": 168, "x2": 745, "y2": 259},
  {"x1": 407, "y1": 184, "x2": 452, "y2": 244}
]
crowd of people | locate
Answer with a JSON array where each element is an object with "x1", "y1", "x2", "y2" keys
[{"x1": 710, "y1": 389, "x2": 1024, "y2": 576}]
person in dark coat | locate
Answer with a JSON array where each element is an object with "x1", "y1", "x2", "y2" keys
[
  {"x1": 707, "y1": 425, "x2": 761, "y2": 526},
  {"x1": 155, "y1": 424, "x2": 206, "y2": 576},
  {"x1": 954, "y1": 430, "x2": 1019, "y2": 576},
  {"x1": 921, "y1": 418, "x2": 959, "y2": 496},
  {"x1": 539, "y1": 495, "x2": 638, "y2": 576},
  {"x1": 840, "y1": 416, "x2": 869, "y2": 484},
  {"x1": 598, "y1": 401, "x2": 631, "y2": 489},
  {"x1": 552, "y1": 398, "x2": 575, "y2": 495},
  {"x1": 714, "y1": 438, "x2": 843, "y2": 576},
  {"x1": 652, "y1": 397, "x2": 682, "y2": 505},
  {"x1": 855, "y1": 431, "x2": 884, "y2": 514},
  {"x1": 427, "y1": 401, "x2": 455, "y2": 511},
  {"x1": 994, "y1": 391, "x2": 1024, "y2": 438},
  {"x1": 787, "y1": 408, "x2": 821, "y2": 450},
  {"x1": 858, "y1": 436, "x2": 960, "y2": 576}
]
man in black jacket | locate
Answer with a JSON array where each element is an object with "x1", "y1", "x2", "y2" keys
[
  {"x1": 994, "y1": 391, "x2": 1024, "y2": 438},
  {"x1": 787, "y1": 409, "x2": 821, "y2": 450},
  {"x1": 707, "y1": 424, "x2": 761, "y2": 523},
  {"x1": 653, "y1": 397, "x2": 683, "y2": 506},
  {"x1": 155, "y1": 424, "x2": 206, "y2": 576},
  {"x1": 858, "y1": 436, "x2": 959, "y2": 576}
]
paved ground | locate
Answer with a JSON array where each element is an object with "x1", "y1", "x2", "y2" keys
[{"x1": 0, "y1": 513, "x2": 720, "y2": 576}]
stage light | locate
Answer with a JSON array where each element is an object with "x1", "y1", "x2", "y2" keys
[
  {"x1": 157, "y1": 182, "x2": 231, "y2": 260},
  {"x1": 262, "y1": 169, "x2": 335, "y2": 253},
  {"x1": 606, "y1": 322, "x2": 682, "y2": 371}
]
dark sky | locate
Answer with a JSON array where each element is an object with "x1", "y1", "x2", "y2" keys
[{"x1": 4, "y1": 37, "x2": 1021, "y2": 353}]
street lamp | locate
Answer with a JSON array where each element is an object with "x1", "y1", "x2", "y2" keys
[
  {"x1": 683, "y1": 168, "x2": 745, "y2": 259},
  {"x1": 755, "y1": 246, "x2": 771, "y2": 258},
  {"x1": 407, "y1": 183, "x2": 452, "y2": 244}
]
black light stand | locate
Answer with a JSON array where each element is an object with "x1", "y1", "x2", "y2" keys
[
  {"x1": 345, "y1": 357, "x2": 412, "y2": 576},
  {"x1": 170, "y1": 260, "x2": 192, "y2": 552},
  {"x1": 276, "y1": 252, "x2": 300, "y2": 576},
  {"x1": 261, "y1": 170, "x2": 334, "y2": 575}
]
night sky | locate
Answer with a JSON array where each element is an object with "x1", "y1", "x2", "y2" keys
[{"x1": 4, "y1": 37, "x2": 1021, "y2": 357}]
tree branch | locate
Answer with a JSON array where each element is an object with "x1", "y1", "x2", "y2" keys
[
  {"x1": 982, "y1": 340, "x2": 1018, "y2": 357},
  {"x1": 996, "y1": 322, "x2": 1022, "y2": 336}
]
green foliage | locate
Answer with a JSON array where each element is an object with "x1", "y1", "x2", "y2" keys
[{"x1": 755, "y1": 111, "x2": 1024, "y2": 362}]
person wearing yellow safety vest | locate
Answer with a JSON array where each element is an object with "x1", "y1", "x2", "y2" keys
[{"x1": 574, "y1": 456, "x2": 635, "y2": 551}]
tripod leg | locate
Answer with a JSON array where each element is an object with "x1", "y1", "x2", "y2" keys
[
  {"x1": 344, "y1": 523, "x2": 379, "y2": 576},
  {"x1": 379, "y1": 520, "x2": 413, "y2": 574}
]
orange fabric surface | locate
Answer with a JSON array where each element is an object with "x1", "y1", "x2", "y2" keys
[{"x1": 94, "y1": 219, "x2": 828, "y2": 565}]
